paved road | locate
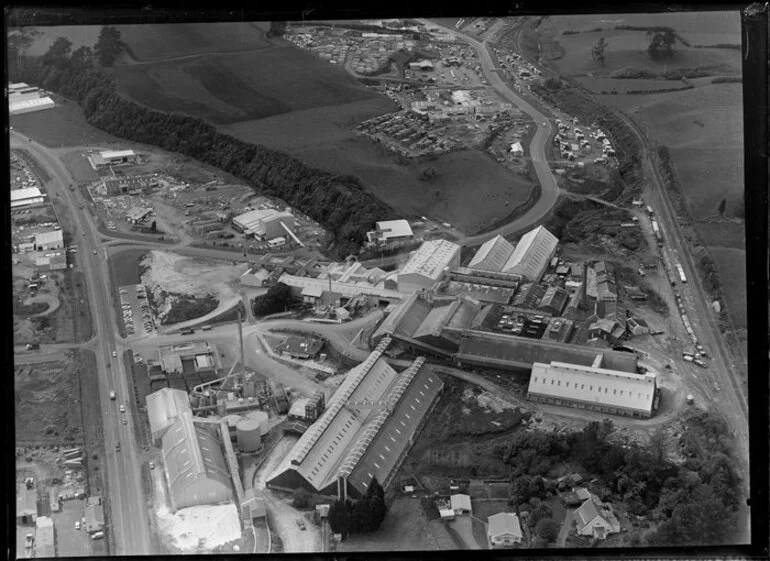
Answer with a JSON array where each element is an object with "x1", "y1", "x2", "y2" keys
[
  {"x1": 12, "y1": 132, "x2": 152, "y2": 555},
  {"x1": 421, "y1": 19, "x2": 560, "y2": 246}
]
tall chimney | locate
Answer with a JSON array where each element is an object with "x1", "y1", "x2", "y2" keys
[{"x1": 238, "y1": 307, "x2": 245, "y2": 386}]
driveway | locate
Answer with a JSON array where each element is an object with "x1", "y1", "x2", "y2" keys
[{"x1": 557, "y1": 509, "x2": 574, "y2": 547}]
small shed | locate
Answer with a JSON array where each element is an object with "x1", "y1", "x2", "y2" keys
[{"x1": 510, "y1": 142, "x2": 524, "y2": 156}]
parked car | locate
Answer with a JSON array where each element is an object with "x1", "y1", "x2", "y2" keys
[
  {"x1": 296, "y1": 519, "x2": 306, "y2": 530},
  {"x1": 119, "y1": 404, "x2": 126, "y2": 413},
  {"x1": 75, "y1": 521, "x2": 81, "y2": 530},
  {"x1": 149, "y1": 461, "x2": 155, "y2": 470}
]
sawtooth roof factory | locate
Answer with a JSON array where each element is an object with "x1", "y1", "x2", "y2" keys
[{"x1": 266, "y1": 337, "x2": 443, "y2": 499}]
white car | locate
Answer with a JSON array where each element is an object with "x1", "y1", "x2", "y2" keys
[
  {"x1": 112, "y1": 351, "x2": 117, "y2": 357},
  {"x1": 119, "y1": 404, "x2": 126, "y2": 413},
  {"x1": 75, "y1": 521, "x2": 81, "y2": 530}
]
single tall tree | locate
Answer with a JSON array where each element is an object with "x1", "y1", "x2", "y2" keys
[
  {"x1": 592, "y1": 37, "x2": 607, "y2": 66},
  {"x1": 329, "y1": 499, "x2": 351, "y2": 537},
  {"x1": 718, "y1": 197, "x2": 727, "y2": 216},
  {"x1": 94, "y1": 26, "x2": 125, "y2": 67},
  {"x1": 43, "y1": 37, "x2": 73, "y2": 66},
  {"x1": 646, "y1": 29, "x2": 677, "y2": 60}
]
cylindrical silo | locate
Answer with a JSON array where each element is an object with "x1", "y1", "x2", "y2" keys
[
  {"x1": 236, "y1": 419, "x2": 261, "y2": 453},
  {"x1": 247, "y1": 410, "x2": 270, "y2": 436}
]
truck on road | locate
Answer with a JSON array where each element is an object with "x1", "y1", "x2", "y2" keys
[
  {"x1": 110, "y1": 390, "x2": 116, "y2": 400},
  {"x1": 676, "y1": 263, "x2": 687, "y2": 283}
]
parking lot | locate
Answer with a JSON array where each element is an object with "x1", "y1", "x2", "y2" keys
[
  {"x1": 52, "y1": 499, "x2": 106, "y2": 556},
  {"x1": 119, "y1": 283, "x2": 154, "y2": 337}
]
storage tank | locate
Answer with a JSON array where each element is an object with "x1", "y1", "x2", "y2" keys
[
  {"x1": 236, "y1": 419, "x2": 261, "y2": 452},
  {"x1": 247, "y1": 410, "x2": 270, "y2": 436}
]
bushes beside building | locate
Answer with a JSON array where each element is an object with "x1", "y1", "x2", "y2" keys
[
  {"x1": 329, "y1": 477, "x2": 387, "y2": 539},
  {"x1": 251, "y1": 282, "x2": 296, "y2": 317}
]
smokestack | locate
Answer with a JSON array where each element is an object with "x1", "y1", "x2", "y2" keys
[{"x1": 238, "y1": 307, "x2": 245, "y2": 386}]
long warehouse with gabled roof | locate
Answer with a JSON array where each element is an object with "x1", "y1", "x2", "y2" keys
[{"x1": 266, "y1": 337, "x2": 443, "y2": 499}]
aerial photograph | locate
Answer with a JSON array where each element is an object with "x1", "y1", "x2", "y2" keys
[{"x1": 10, "y1": 9, "x2": 751, "y2": 556}]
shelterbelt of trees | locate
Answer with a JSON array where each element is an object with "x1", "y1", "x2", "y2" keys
[{"x1": 10, "y1": 35, "x2": 396, "y2": 257}]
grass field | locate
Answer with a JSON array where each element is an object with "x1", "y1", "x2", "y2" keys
[
  {"x1": 709, "y1": 247, "x2": 747, "y2": 328},
  {"x1": 337, "y1": 497, "x2": 438, "y2": 552},
  {"x1": 118, "y1": 22, "x2": 271, "y2": 61},
  {"x1": 60, "y1": 150, "x2": 99, "y2": 184},
  {"x1": 540, "y1": 12, "x2": 741, "y2": 79},
  {"x1": 111, "y1": 249, "x2": 149, "y2": 287},
  {"x1": 112, "y1": 44, "x2": 384, "y2": 125},
  {"x1": 596, "y1": 83, "x2": 743, "y2": 221},
  {"x1": 573, "y1": 77, "x2": 691, "y2": 93},
  {"x1": 10, "y1": 102, "x2": 123, "y2": 147},
  {"x1": 226, "y1": 105, "x2": 534, "y2": 234}
]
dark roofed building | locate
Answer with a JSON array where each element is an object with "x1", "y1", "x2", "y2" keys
[
  {"x1": 625, "y1": 285, "x2": 647, "y2": 300},
  {"x1": 538, "y1": 286, "x2": 569, "y2": 316},
  {"x1": 276, "y1": 335, "x2": 324, "y2": 359},
  {"x1": 455, "y1": 330, "x2": 638, "y2": 373}
]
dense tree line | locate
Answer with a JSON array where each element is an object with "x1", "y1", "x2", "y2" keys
[
  {"x1": 251, "y1": 282, "x2": 296, "y2": 317},
  {"x1": 500, "y1": 418, "x2": 742, "y2": 546},
  {"x1": 329, "y1": 477, "x2": 387, "y2": 538},
  {"x1": 9, "y1": 38, "x2": 396, "y2": 256}
]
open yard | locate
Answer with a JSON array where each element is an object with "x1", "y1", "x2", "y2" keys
[
  {"x1": 139, "y1": 251, "x2": 248, "y2": 326},
  {"x1": 15, "y1": 358, "x2": 83, "y2": 444},
  {"x1": 10, "y1": 101, "x2": 122, "y2": 148},
  {"x1": 337, "y1": 496, "x2": 438, "y2": 552}
]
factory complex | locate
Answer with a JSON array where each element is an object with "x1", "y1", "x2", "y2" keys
[{"x1": 267, "y1": 338, "x2": 443, "y2": 498}]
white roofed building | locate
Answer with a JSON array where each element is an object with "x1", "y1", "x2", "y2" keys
[
  {"x1": 161, "y1": 410, "x2": 233, "y2": 512},
  {"x1": 502, "y1": 226, "x2": 558, "y2": 281},
  {"x1": 146, "y1": 387, "x2": 192, "y2": 442},
  {"x1": 487, "y1": 512, "x2": 523, "y2": 547},
  {"x1": 87, "y1": 150, "x2": 137, "y2": 169},
  {"x1": 468, "y1": 235, "x2": 515, "y2": 271},
  {"x1": 367, "y1": 220, "x2": 414, "y2": 244},
  {"x1": 467, "y1": 226, "x2": 558, "y2": 282},
  {"x1": 527, "y1": 361, "x2": 658, "y2": 418},
  {"x1": 34, "y1": 229, "x2": 64, "y2": 250},
  {"x1": 10, "y1": 96, "x2": 54, "y2": 115},
  {"x1": 232, "y1": 208, "x2": 294, "y2": 240},
  {"x1": 11, "y1": 187, "x2": 44, "y2": 208},
  {"x1": 397, "y1": 239, "x2": 461, "y2": 293}
]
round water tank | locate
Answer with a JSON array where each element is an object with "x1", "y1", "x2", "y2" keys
[
  {"x1": 236, "y1": 419, "x2": 261, "y2": 453},
  {"x1": 247, "y1": 410, "x2": 270, "y2": 436}
]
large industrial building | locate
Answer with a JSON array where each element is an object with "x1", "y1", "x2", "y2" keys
[
  {"x1": 397, "y1": 239, "x2": 461, "y2": 293},
  {"x1": 146, "y1": 388, "x2": 234, "y2": 512},
  {"x1": 527, "y1": 361, "x2": 658, "y2": 418},
  {"x1": 161, "y1": 411, "x2": 234, "y2": 511},
  {"x1": 11, "y1": 187, "x2": 44, "y2": 209},
  {"x1": 278, "y1": 273, "x2": 403, "y2": 308},
  {"x1": 232, "y1": 208, "x2": 294, "y2": 240},
  {"x1": 468, "y1": 226, "x2": 558, "y2": 282},
  {"x1": 371, "y1": 291, "x2": 493, "y2": 355},
  {"x1": 455, "y1": 330, "x2": 638, "y2": 373},
  {"x1": 9, "y1": 83, "x2": 55, "y2": 115},
  {"x1": 267, "y1": 338, "x2": 443, "y2": 499}
]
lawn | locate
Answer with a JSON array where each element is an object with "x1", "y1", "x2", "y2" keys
[
  {"x1": 471, "y1": 499, "x2": 510, "y2": 522},
  {"x1": 112, "y1": 43, "x2": 384, "y2": 125},
  {"x1": 709, "y1": 247, "x2": 747, "y2": 328},
  {"x1": 60, "y1": 150, "x2": 99, "y2": 184},
  {"x1": 10, "y1": 102, "x2": 122, "y2": 147},
  {"x1": 336, "y1": 496, "x2": 438, "y2": 552},
  {"x1": 573, "y1": 77, "x2": 691, "y2": 93},
  {"x1": 118, "y1": 22, "x2": 271, "y2": 61}
]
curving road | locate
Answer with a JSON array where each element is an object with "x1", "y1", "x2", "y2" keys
[
  {"x1": 11, "y1": 132, "x2": 151, "y2": 555},
  {"x1": 420, "y1": 19, "x2": 560, "y2": 246}
]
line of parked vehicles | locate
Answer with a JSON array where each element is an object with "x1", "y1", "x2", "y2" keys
[{"x1": 119, "y1": 284, "x2": 153, "y2": 335}]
